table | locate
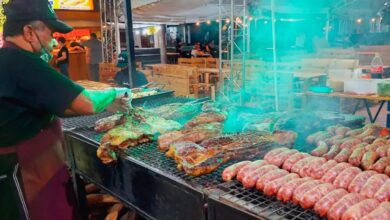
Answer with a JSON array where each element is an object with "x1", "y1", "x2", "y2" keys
[
  {"x1": 166, "y1": 52, "x2": 180, "y2": 64},
  {"x1": 306, "y1": 92, "x2": 390, "y2": 125},
  {"x1": 294, "y1": 72, "x2": 327, "y2": 92}
]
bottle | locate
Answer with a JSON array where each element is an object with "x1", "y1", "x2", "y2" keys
[{"x1": 370, "y1": 53, "x2": 384, "y2": 79}]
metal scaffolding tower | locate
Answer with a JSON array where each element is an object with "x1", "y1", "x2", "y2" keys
[
  {"x1": 218, "y1": 0, "x2": 249, "y2": 103},
  {"x1": 100, "y1": 0, "x2": 122, "y2": 63}
]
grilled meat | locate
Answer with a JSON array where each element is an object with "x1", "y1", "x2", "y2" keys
[
  {"x1": 94, "y1": 114, "x2": 126, "y2": 132},
  {"x1": 159, "y1": 122, "x2": 223, "y2": 152},
  {"x1": 96, "y1": 108, "x2": 181, "y2": 164},
  {"x1": 184, "y1": 111, "x2": 227, "y2": 128}
]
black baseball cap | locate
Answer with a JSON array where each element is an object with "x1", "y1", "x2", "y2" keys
[{"x1": 3, "y1": 0, "x2": 73, "y2": 33}]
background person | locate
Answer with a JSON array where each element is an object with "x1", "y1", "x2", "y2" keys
[{"x1": 55, "y1": 36, "x2": 69, "y2": 77}]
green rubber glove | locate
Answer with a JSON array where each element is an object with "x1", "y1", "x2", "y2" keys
[{"x1": 82, "y1": 89, "x2": 116, "y2": 113}]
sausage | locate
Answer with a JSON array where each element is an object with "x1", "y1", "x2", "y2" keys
[
  {"x1": 340, "y1": 138, "x2": 361, "y2": 149},
  {"x1": 348, "y1": 147, "x2": 366, "y2": 166},
  {"x1": 324, "y1": 145, "x2": 341, "y2": 160},
  {"x1": 236, "y1": 160, "x2": 268, "y2": 182},
  {"x1": 346, "y1": 128, "x2": 364, "y2": 137},
  {"x1": 300, "y1": 183, "x2": 335, "y2": 209},
  {"x1": 335, "y1": 127, "x2": 351, "y2": 137},
  {"x1": 374, "y1": 179, "x2": 390, "y2": 202},
  {"x1": 326, "y1": 135, "x2": 345, "y2": 146},
  {"x1": 363, "y1": 136, "x2": 377, "y2": 144},
  {"x1": 255, "y1": 169, "x2": 289, "y2": 190},
  {"x1": 361, "y1": 151, "x2": 380, "y2": 170},
  {"x1": 241, "y1": 165, "x2": 278, "y2": 188},
  {"x1": 356, "y1": 128, "x2": 376, "y2": 139},
  {"x1": 327, "y1": 193, "x2": 365, "y2": 220},
  {"x1": 360, "y1": 205, "x2": 390, "y2": 220},
  {"x1": 334, "y1": 148, "x2": 353, "y2": 163},
  {"x1": 373, "y1": 138, "x2": 387, "y2": 145},
  {"x1": 282, "y1": 153, "x2": 309, "y2": 171},
  {"x1": 360, "y1": 174, "x2": 388, "y2": 198},
  {"x1": 311, "y1": 141, "x2": 329, "y2": 157},
  {"x1": 263, "y1": 148, "x2": 289, "y2": 163},
  {"x1": 267, "y1": 149, "x2": 298, "y2": 167},
  {"x1": 386, "y1": 166, "x2": 390, "y2": 176},
  {"x1": 290, "y1": 157, "x2": 316, "y2": 174},
  {"x1": 292, "y1": 180, "x2": 322, "y2": 204},
  {"x1": 314, "y1": 132, "x2": 332, "y2": 145},
  {"x1": 263, "y1": 173, "x2": 299, "y2": 196},
  {"x1": 341, "y1": 199, "x2": 380, "y2": 220},
  {"x1": 376, "y1": 145, "x2": 390, "y2": 157},
  {"x1": 306, "y1": 131, "x2": 326, "y2": 144},
  {"x1": 365, "y1": 143, "x2": 385, "y2": 152},
  {"x1": 327, "y1": 125, "x2": 339, "y2": 135},
  {"x1": 299, "y1": 157, "x2": 326, "y2": 178},
  {"x1": 321, "y1": 162, "x2": 351, "y2": 183},
  {"x1": 333, "y1": 167, "x2": 362, "y2": 189},
  {"x1": 314, "y1": 189, "x2": 349, "y2": 217},
  {"x1": 312, "y1": 160, "x2": 338, "y2": 179},
  {"x1": 372, "y1": 157, "x2": 390, "y2": 173},
  {"x1": 348, "y1": 171, "x2": 377, "y2": 193},
  {"x1": 276, "y1": 177, "x2": 312, "y2": 202},
  {"x1": 222, "y1": 161, "x2": 251, "y2": 181}
]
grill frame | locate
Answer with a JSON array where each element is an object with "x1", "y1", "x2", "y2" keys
[{"x1": 62, "y1": 96, "x2": 337, "y2": 220}]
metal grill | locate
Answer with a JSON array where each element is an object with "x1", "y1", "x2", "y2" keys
[
  {"x1": 214, "y1": 181, "x2": 324, "y2": 220},
  {"x1": 61, "y1": 96, "x2": 202, "y2": 130},
  {"x1": 71, "y1": 126, "x2": 232, "y2": 188}
]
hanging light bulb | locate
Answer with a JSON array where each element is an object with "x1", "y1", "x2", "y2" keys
[
  {"x1": 356, "y1": 18, "x2": 363, "y2": 24},
  {"x1": 225, "y1": 18, "x2": 230, "y2": 23},
  {"x1": 206, "y1": 20, "x2": 211, "y2": 25},
  {"x1": 236, "y1": 17, "x2": 242, "y2": 24},
  {"x1": 216, "y1": 19, "x2": 220, "y2": 23},
  {"x1": 196, "y1": 21, "x2": 200, "y2": 26},
  {"x1": 248, "y1": 16, "x2": 253, "y2": 21},
  {"x1": 371, "y1": 18, "x2": 376, "y2": 22}
]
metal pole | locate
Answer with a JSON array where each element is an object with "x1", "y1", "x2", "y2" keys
[
  {"x1": 99, "y1": 0, "x2": 105, "y2": 62},
  {"x1": 229, "y1": 0, "x2": 234, "y2": 96},
  {"x1": 325, "y1": 11, "x2": 330, "y2": 42},
  {"x1": 218, "y1": 0, "x2": 223, "y2": 93},
  {"x1": 271, "y1": 0, "x2": 279, "y2": 111},
  {"x1": 124, "y1": 0, "x2": 136, "y2": 88},
  {"x1": 114, "y1": 0, "x2": 121, "y2": 56},
  {"x1": 242, "y1": 0, "x2": 247, "y2": 96}
]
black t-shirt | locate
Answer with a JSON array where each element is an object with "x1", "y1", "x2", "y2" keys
[
  {"x1": 0, "y1": 47, "x2": 84, "y2": 147},
  {"x1": 57, "y1": 45, "x2": 69, "y2": 66}
]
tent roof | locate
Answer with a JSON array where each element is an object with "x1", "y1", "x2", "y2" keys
[{"x1": 130, "y1": 0, "x2": 388, "y2": 23}]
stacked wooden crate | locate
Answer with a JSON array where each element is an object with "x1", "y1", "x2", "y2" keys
[{"x1": 149, "y1": 64, "x2": 198, "y2": 97}]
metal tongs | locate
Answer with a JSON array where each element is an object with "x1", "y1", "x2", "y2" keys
[{"x1": 130, "y1": 81, "x2": 157, "y2": 93}]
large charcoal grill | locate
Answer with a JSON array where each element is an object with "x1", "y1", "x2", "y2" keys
[{"x1": 63, "y1": 96, "x2": 323, "y2": 220}]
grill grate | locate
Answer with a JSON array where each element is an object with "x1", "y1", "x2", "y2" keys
[
  {"x1": 61, "y1": 96, "x2": 202, "y2": 130},
  {"x1": 71, "y1": 126, "x2": 231, "y2": 188},
  {"x1": 215, "y1": 181, "x2": 324, "y2": 220}
]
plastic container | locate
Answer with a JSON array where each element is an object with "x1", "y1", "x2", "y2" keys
[
  {"x1": 344, "y1": 79, "x2": 382, "y2": 94},
  {"x1": 370, "y1": 53, "x2": 384, "y2": 79}
]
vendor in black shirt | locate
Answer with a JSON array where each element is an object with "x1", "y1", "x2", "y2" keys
[
  {"x1": 55, "y1": 36, "x2": 69, "y2": 77},
  {"x1": 114, "y1": 51, "x2": 148, "y2": 88},
  {"x1": 0, "y1": 1, "x2": 129, "y2": 220}
]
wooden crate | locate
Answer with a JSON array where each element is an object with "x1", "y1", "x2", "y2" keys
[{"x1": 149, "y1": 65, "x2": 197, "y2": 96}]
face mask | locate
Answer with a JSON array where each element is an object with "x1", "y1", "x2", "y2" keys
[{"x1": 31, "y1": 30, "x2": 55, "y2": 63}]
